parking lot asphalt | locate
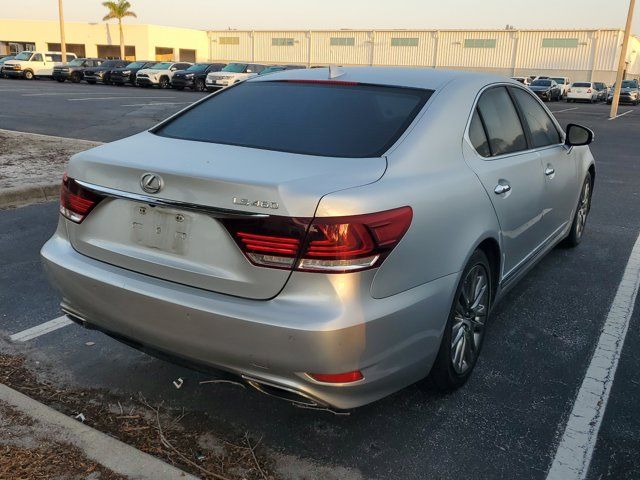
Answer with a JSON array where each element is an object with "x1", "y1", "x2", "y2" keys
[
  {"x1": 1, "y1": 79, "x2": 640, "y2": 479},
  {"x1": 0, "y1": 78, "x2": 206, "y2": 142}
]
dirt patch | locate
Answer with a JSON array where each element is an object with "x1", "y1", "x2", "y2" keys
[
  {"x1": 0, "y1": 129, "x2": 100, "y2": 190},
  {"x1": 0, "y1": 354, "x2": 279, "y2": 480},
  {"x1": 0, "y1": 401, "x2": 125, "y2": 480}
]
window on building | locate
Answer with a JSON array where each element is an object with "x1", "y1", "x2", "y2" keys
[
  {"x1": 391, "y1": 38, "x2": 419, "y2": 47},
  {"x1": 272, "y1": 38, "x2": 295, "y2": 46},
  {"x1": 542, "y1": 38, "x2": 579, "y2": 48},
  {"x1": 330, "y1": 37, "x2": 356, "y2": 46},
  {"x1": 219, "y1": 37, "x2": 240, "y2": 45},
  {"x1": 464, "y1": 39, "x2": 497, "y2": 48}
]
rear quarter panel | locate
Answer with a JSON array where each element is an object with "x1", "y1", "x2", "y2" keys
[{"x1": 315, "y1": 77, "x2": 501, "y2": 299}]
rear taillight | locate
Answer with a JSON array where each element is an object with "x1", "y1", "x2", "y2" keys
[
  {"x1": 587, "y1": 88, "x2": 592, "y2": 93},
  {"x1": 221, "y1": 207, "x2": 412, "y2": 273},
  {"x1": 308, "y1": 371, "x2": 364, "y2": 383},
  {"x1": 59, "y1": 174, "x2": 104, "y2": 223}
]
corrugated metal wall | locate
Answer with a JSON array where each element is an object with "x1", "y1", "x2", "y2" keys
[{"x1": 208, "y1": 29, "x2": 639, "y2": 78}]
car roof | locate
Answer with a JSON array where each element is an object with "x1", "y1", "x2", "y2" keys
[{"x1": 248, "y1": 66, "x2": 509, "y2": 90}]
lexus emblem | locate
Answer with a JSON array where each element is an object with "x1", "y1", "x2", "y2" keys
[{"x1": 140, "y1": 173, "x2": 163, "y2": 194}]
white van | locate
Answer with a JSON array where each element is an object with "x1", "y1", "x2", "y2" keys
[{"x1": 2, "y1": 51, "x2": 77, "y2": 79}]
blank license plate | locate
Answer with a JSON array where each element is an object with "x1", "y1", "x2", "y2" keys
[{"x1": 131, "y1": 205, "x2": 192, "y2": 255}]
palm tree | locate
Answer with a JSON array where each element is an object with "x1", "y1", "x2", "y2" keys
[{"x1": 102, "y1": 0, "x2": 137, "y2": 60}]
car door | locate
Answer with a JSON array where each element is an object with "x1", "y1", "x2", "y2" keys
[
  {"x1": 510, "y1": 86, "x2": 577, "y2": 241},
  {"x1": 464, "y1": 86, "x2": 547, "y2": 277},
  {"x1": 31, "y1": 53, "x2": 45, "y2": 75}
]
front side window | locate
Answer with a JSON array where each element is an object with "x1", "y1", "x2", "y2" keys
[
  {"x1": 476, "y1": 87, "x2": 527, "y2": 157},
  {"x1": 32, "y1": 54, "x2": 43, "y2": 62},
  {"x1": 510, "y1": 88, "x2": 561, "y2": 148},
  {"x1": 155, "y1": 81, "x2": 432, "y2": 158}
]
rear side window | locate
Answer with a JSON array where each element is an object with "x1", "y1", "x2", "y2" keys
[
  {"x1": 155, "y1": 81, "x2": 432, "y2": 158},
  {"x1": 469, "y1": 110, "x2": 491, "y2": 157},
  {"x1": 510, "y1": 88, "x2": 561, "y2": 148},
  {"x1": 476, "y1": 87, "x2": 527, "y2": 156}
]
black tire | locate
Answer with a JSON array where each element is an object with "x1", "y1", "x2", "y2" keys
[
  {"x1": 71, "y1": 73, "x2": 82, "y2": 83},
  {"x1": 194, "y1": 78, "x2": 205, "y2": 92},
  {"x1": 23, "y1": 70, "x2": 34, "y2": 80},
  {"x1": 562, "y1": 173, "x2": 592, "y2": 248},
  {"x1": 56, "y1": 78, "x2": 65, "y2": 83},
  {"x1": 430, "y1": 249, "x2": 492, "y2": 391},
  {"x1": 159, "y1": 76, "x2": 170, "y2": 89}
]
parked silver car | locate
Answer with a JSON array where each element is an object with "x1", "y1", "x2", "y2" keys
[{"x1": 41, "y1": 68, "x2": 595, "y2": 410}]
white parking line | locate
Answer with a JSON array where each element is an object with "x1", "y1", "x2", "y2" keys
[
  {"x1": 68, "y1": 96, "x2": 175, "y2": 101},
  {"x1": 9, "y1": 316, "x2": 74, "y2": 342},
  {"x1": 120, "y1": 102, "x2": 194, "y2": 107},
  {"x1": 547, "y1": 232, "x2": 640, "y2": 480},
  {"x1": 608, "y1": 110, "x2": 634, "y2": 120},
  {"x1": 550, "y1": 107, "x2": 579, "y2": 114}
]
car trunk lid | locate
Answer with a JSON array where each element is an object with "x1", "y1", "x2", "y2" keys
[{"x1": 65, "y1": 132, "x2": 386, "y2": 299}]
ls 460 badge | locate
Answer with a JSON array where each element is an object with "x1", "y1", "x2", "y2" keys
[{"x1": 233, "y1": 197, "x2": 279, "y2": 210}]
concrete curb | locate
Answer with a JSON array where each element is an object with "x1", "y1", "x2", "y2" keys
[
  {"x1": 0, "y1": 383, "x2": 199, "y2": 480},
  {"x1": 0, "y1": 182, "x2": 59, "y2": 209}
]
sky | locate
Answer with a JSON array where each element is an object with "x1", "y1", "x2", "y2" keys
[{"x1": 3, "y1": 0, "x2": 639, "y2": 33}]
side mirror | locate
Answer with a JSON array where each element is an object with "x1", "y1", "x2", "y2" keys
[{"x1": 565, "y1": 124, "x2": 594, "y2": 147}]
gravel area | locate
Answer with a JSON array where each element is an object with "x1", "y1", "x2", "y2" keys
[{"x1": 0, "y1": 129, "x2": 101, "y2": 190}]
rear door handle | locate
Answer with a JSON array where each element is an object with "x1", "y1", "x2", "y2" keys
[
  {"x1": 494, "y1": 183, "x2": 511, "y2": 195},
  {"x1": 545, "y1": 167, "x2": 555, "y2": 176}
]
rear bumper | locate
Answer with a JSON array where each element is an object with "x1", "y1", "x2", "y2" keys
[
  {"x1": 567, "y1": 93, "x2": 593, "y2": 101},
  {"x1": 41, "y1": 219, "x2": 456, "y2": 409}
]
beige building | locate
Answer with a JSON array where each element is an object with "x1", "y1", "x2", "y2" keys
[
  {"x1": 0, "y1": 19, "x2": 209, "y2": 62},
  {"x1": 1, "y1": 19, "x2": 639, "y2": 83},
  {"x1": 208, "y1": 29, "x2": 640, "y2": 83}
]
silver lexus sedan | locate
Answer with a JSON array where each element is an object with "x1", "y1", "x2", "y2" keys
[{"x1": 41, "y1": 68, "x2": 595, "y2": 410}]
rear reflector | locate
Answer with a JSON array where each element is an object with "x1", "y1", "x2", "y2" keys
[
  {"x1": 221, "y1": 207, "x2": 412, "y2": 273},
  {"x1": 308, "y1": 371, "x2": 364, "y2": 383},
  {"x1": 59, "y1": 174, "x2": 104, "y2": 223}
]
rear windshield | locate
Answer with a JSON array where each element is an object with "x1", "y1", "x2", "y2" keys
[
  {"x1": 531, "y1": 80, "x2": 551, "y2": 86},
  {"x1": 573, "y1": 82, "x2": 591, "y2": 87},
  {"x1": 621, "y1": 80, "x2": 638, "y2": 88},
  {"x1": 154, "y1": 81, "x2": 432, "y2": 158}
]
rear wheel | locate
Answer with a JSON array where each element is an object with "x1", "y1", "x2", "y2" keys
[
  {"x1": 195, "y1": 78, "x2": 205, "y2": 92},
  {"x1": 563, "y1": 173, "x2": 592, "y2": 248},
  {"x1": 431, "y1": 250, "x2": 492, "y2": 391}
]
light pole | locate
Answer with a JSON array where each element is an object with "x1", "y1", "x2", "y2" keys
[
  {"x1": 58, "y1": 0, "x2": 67, "y2": 62},
  {"x1": 610, "y1": 0, "x2": 636, "y2": 118}
]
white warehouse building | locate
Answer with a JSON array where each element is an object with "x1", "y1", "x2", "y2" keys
[{"x1": 208, "y1": 29, "x2": 640, "y2": 83}]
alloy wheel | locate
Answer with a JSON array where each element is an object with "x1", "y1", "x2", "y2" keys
[
  {"x1": 451, "y1": 264, "x2": 489, "y2": 375},
  {"x1": 575, "y1": 180, "x2": 591, "y2": 239}
]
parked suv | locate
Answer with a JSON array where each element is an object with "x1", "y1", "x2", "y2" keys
[
  {"x1": 3, "y1": 51, "x2": 77, "y2": 79},
  {"x1": 171, "y1": 63, "x2": 226, "y2": 91},
  {"x1": 52, "y1": 58, "x2": 105, "y2": 83},
  {"x1": 110, "y1": 61, "x2": 156, "y2": 86},
  {"x1": 550, "y1": 77, "x2": 571, "y2": 97},
  {"x1": 607, "y1": 80, "x2": 640, "y2": 105},
  {"x1": 0, "y1": 55, "x2": 15, "y2": 78},
  {"x1": 594, "y1": 82, "x2": 608, "y2": 101},
  {"x1": 83, "y1": 59, "x2": 129, "y2": 85},
  {"x1": 205, "y1": 62, "x2": 268, "y2": 91},
  {"x1": 135, "y1": 62, "x2": 192, "y2": 88}
]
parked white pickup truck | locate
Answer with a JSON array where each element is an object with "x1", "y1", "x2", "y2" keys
[
  {"x1": 2, "y1": 51, "x2": 77, "y2": 79},
  {"x1": 135, "y1": 61, "x2": 192, "y2": 88}
]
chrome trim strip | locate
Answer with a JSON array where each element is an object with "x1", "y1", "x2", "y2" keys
[{"x1": 75, "y1": 179, "x2": 269, "y2": 219}]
